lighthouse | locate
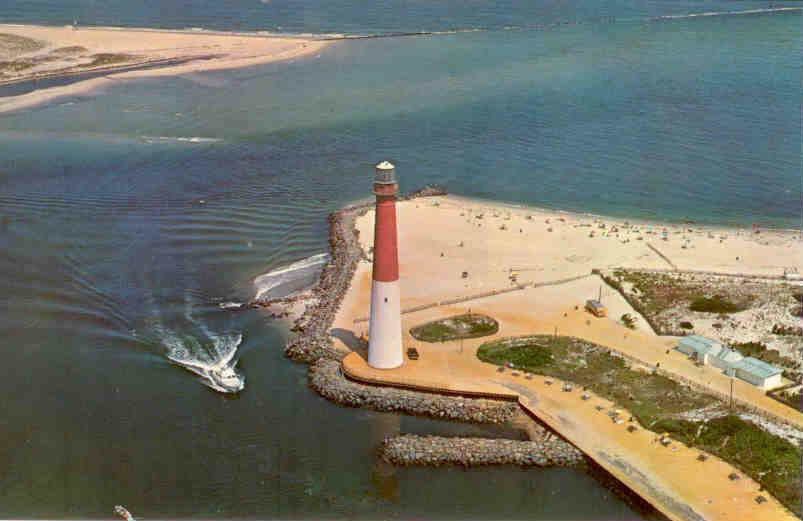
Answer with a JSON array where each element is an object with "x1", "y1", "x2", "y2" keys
[{"x1": 368, "y1": 160, "x2": 403, "y2": 369}]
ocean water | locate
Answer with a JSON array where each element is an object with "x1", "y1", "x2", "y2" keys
[
  {"x1": 0, "y1": 3, "x2": 800, "y2": 519},
  {"x1": 2, "y1": 0, "x2": 799, "y2": 33}
]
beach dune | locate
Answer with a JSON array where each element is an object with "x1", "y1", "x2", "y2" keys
[{"x1": 0, "y1": 24, "x2": 329, "y2": 113}]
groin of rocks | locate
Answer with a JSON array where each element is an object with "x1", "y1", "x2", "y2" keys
[
  {"x1": 309, "y1": 359, "x2": 518, "y2": 424},
  {"x1": 283, "y1": 184, "x2": 446, "y2": 364},
  {"x1": 284, "y1": 185, "x2": 523, "y2": 426},
  {"x1": 276, "y1": 186, "x2": 664, "y2": 521},
  {"x1": 380, "y1": 434, "x2": 585, "y2": 467},
  {"x1": 283, "y1": 202, "x2": 368, "y2": 363}
]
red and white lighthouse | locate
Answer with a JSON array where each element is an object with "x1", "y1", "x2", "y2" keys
[{"x1": 368, "y1": 160, "x2": 403, "y2": 369}]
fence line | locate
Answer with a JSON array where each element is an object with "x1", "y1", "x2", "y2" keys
[
  {"x1": 353, "y1": 273, "x2": 592, "y2": 323},
  {"x1": 612, "y1": 266, "x2": 790, "y2": 281},
  {"x1": 645, "y1": 243, "x2": 677, "y2": 270}
]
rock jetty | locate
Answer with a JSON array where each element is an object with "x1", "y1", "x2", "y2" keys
[
  {"x1": 309, "y1": 359, "x2": 518, "y2": 424},
  {"x1": 283, "y1": 185, "x2": 445, "y2": 365},
  {"x1": 284, "y1": 203, "x2": 368, "y2": 363},
  {"x1": 380, "y1": 434, "x2": 584, "y2": 467}
]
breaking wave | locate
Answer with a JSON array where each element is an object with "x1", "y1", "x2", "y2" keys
[
  {"x1": 253, "y1": 252, "x2": 329, "y2": 301},
  {"x1": 218, "y1": 301, "x2": 245, "y2": 310},
  {"x1": 139, "y1": 136, "x2": 223, "y2": 145}
]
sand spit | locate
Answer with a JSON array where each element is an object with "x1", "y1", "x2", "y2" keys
[{"x1": 0, "y1": 24, "x2": 330, "y2": 113}]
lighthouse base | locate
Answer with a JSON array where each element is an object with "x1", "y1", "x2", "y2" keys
[{"x1": 368, "y1": 280, "x2": 403, "y2": 369}]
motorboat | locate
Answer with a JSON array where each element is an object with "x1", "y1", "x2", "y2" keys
[{"x1": 166, "y1": 343, "x2": 244, "y2": 394}]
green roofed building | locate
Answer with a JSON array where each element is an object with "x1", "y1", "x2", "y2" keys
[
  {"x1": 733, "y1": 357, "x2": 783, "y2": 390},
  {"x1": 676, "y1": 335, "x2": 783, "y2": 390}
]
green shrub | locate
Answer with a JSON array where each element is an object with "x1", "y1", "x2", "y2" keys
[
  {"x1": 679, "y1": 321, "x2": 694, "y2": 330},
  {"x1": 410, "y1": 313, "x2": 499, "y2": 342},
  {"x1": 621, "y1": 313, "x2": 637, "y2": 329},
  {"x1": 477, "y1": 340, "x2": 554, "y2": 369},
  {"x1": 688, "y1": 295, "x2": 746, "y2": 313},
  {"x1": 732, "y1": 342, "x2": 795, "y2": 368}
]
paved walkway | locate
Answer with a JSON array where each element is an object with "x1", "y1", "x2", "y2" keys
[
  {"x1": 332, "y1": 275, "x2": 802, "y2": 521},
  {"x1": 343, "y1": 349, "x2": 797, "y2": 521}
]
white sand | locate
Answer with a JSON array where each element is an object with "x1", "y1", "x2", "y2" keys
[
  {"x1": 354, "y1": 195, "x2": 802, "y2": 310},
  {"x1": 0, "y1": 24, "x2": 330, "y2": 113}
]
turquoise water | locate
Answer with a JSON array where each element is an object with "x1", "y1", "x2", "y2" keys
[{"x1": 0, "y1": 4, "x2": 800, "y2": 519}]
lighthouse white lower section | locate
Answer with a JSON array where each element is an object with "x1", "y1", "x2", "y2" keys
[{"x1": 368, "y1": 279, "x2": 403, "y2": 369}]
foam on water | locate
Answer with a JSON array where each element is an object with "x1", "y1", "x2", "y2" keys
[
  {"x1": 163, "y1": 329, "x2": 245, "y2": 393},
  {"x1": 139, "y1": 136, "x2": 223, "y2": 145},
  {"x1": 140, "y1": 295, "x2": 246, "y2": 393},
  {"x1": 253, "y1": 252, "x2": 329, "y2": 301},
  {"x1": 218, "y1": 301, "x2": 245, "y2": 310}
]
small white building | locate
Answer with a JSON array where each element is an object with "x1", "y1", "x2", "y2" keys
[
  {"x1": 733, "y1": 357, "x2": 783, "y2": 390},
  {"x1": 676, "y1": 335, "x2": 727, "y2": 364},
  {"x1": 676, "y1": 335, "x2": 783, "y2": 390}
]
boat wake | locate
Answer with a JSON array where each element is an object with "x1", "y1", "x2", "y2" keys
[
  {"x1": 163, "y1": 331, "x2": 245, "y2": 393},
  {"x1": 253, "y1": 252, "x2": 329, "y2": 302}
]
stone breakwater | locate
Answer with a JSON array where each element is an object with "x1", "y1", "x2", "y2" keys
[
  {"x1": 284, "y1": 185, "x2": 523, "y2": 426},
  {"x1": 284, "y1": 204, "x2": 367, "y2": 363},
  {"x1": 283, "y1": 184, "x2": 447, "y2": 364},
  {"x1": 380, "y1": 434, "x2": 585, "y2": 467},
  {"x1": 309, "y1": 359, "x2": 518, "y2": 423}
]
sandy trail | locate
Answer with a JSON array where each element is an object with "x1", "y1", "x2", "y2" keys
[{"x1": 330, "y1": 194, "x2": 802, "y2": 521}]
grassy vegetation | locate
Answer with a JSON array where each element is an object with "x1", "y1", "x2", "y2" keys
[
  {"x1": 772, "y1": 389, "x2": 801, "y2": 410},
  {"x1": 477, "y1": 335, "x2": 712, "y2": 422},
  {"x1": 653, "y1": 415, "x2": 801, "y2": 513},
  {"x1": 600, "y1": 269, "x2": 778, "y2": 336},
  {"x1": 0, "y1": 33, "x2": 45, "y2": 57},
  {"x1": 620, "y1": 313, "x2": 637, "y2": 329},
  {"x1": 85, "y1": 53, "x2": 137, "y2": 67},
  {"x1": 410, "y1": 313, "x2": 498, "y2": 342},
  {"x1": 731, "y1": 341, "x2": 797, "y2": 368},
  {"x1": 688, "y1": 295, "x2": 746, "y2": 314},
  {"x1": 477, "y1": 335, "x2": 801, "y2": 516},
  {"x1": 51, "y1": 45, "x2": 88, "y2": 54},
  {"x1": 612, "y1": 270, "x2": 701, "y2": 317},
  {"x1": 0, "y1": 59, "x2": 36, "y2": 74}
]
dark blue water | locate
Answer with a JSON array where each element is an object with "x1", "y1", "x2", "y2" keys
[
  {"x1": 0, "y1": 3, "x2": 800, "y2": 519},
  {"x1": 3, "y1": 0, "x2": 799, "y2": 33}
]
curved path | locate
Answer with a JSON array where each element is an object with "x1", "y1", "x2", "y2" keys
[{"x1": 343, "y1": 347, "x2": 796, "y2": 521}]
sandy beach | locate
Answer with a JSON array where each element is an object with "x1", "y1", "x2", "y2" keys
[
  {"x1": 325, "y1": 193, "x2": 803, "y2": 520},
  {"x1": 347, "y1": 194, "x2": 801, "y2": 313},
  {"x1": 0, "y1": 24, "x2": 329, "y2": 113}
]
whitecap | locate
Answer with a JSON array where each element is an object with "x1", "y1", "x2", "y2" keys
[{"x1": 253, "y1": 252, "x2": 329, "y2": 301}]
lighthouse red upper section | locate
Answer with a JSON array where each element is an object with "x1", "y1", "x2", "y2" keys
[{"x1": 372, "y1": 162, "x2": 400, "y2": 282}]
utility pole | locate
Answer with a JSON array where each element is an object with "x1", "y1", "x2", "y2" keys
[
  {"x1": 598, "y1": 285, "x2": 602, "y2": 303},
  {"x1": 729, "y1": 375, "x2": 734, "y2": 410}
]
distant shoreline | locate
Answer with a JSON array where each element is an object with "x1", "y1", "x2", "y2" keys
[
  {"x1": 0, "y1": 24, "x2": 331, "y2": 114},
  {"x1": 447, "y1": 194, "x2": 803, "y2": 235}
]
